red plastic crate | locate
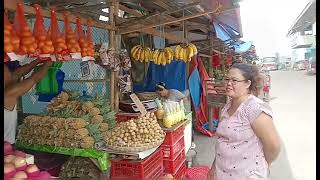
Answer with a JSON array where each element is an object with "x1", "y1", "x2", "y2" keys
[
  {"x1": 161, "y1": 136, "x2": 185, "y2": 160},
  {"x1": 162, "y1": 126, "x2": 185, "y2": 145},
  {"x1": 115, "y1": 113, "x2": 140, "y2": 123},
  {"x1": 173, "y1": 163, "x2": 187, "y2": 179},
  {"x1": 110, "y1": 148, "x2": 163, "y2": 179},
  {"x1": 163, "y1": 149, "x2": 186, "y2": 174}
]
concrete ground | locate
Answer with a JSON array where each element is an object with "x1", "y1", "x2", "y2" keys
[{"x1": 191, "y1": 70, "x2": 316, "y2": 180}]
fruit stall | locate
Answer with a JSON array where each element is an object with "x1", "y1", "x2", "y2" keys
[{"x1": 4, "y1": 0, "x2": 241, "y2": 179}]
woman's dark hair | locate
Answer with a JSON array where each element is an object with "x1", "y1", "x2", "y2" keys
[
  {"x1": 155, "y1": 82, "x2": 167, "y2": 91},
  {"x1": 231, "y1": 63, "x2": 264, "y2": 96}
]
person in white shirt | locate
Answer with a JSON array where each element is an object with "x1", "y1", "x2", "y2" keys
[{"x1": 4, "y1": 60, "x2": 52, "y2": 144}]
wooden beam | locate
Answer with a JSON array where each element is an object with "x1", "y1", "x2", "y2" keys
[
  {"x1": 56, "y1": 3, "x2": 111, "y2": 12},
  {"x1": 152, "y1": 0, "x2": 174, "y2": 11},
  {"x1": 4, "y1": 0, "x2": 117, "y2": 30},
  {"x1": 140, "y1": 28, "x2": 187, "y2": 43},
  {"x1": 120, "y1": 5, "x2": 226, "y2": 34},
  {"x1": 119, "y1": 4, "x2": 143, "y2": 17}
]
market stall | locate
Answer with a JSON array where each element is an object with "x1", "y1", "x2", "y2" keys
[{"x1": 4, "y1": 0, "x2": 243, "y2": 179}]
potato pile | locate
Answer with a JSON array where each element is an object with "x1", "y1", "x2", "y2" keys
[
  {"x1": 17, "y1": 116, "x2": 95, "y2": 149},
  {"x1": 4, "y1": 15, "x2": 20, "y2": 53},
  {"x1": 52, "y1": 37, "x2": 68, "y2": 54},
  {"x1": 104, "y1": 112, "x2": 165, "y2": 152},
  {"x1": 79, "y1": 37, "x2": 94, "y2": 57}
]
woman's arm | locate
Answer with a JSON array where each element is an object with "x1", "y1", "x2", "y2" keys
[
  {"x1": 12, "y1": 60, "x2": 40, "y2": 81},
  {"x1": 251, "y1": 112, "x2": 281, "y2": 165}
]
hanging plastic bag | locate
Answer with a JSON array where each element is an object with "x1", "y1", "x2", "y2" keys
[
  {"x1": 76, "y1": 17, "x2": 93, "y2": 61},
  {"x1": 4, "y1": 14, "x2": 14, "y2": 55},
  {"x1": 49, "y1": 9, "x2": 70, "y2": 61},
  {"x1": 13, "y1": 2, "x2": 37, "y2": 55},
  {"x1": 36, "y1": 61, "x2": 63, "y2": 94},
  {"x1": 33, "y1": 5, "x2": 54, "y2": 61},
  {"x1": 85, "y1": 19, "x2": 95, "y2": 60},
  {"x1": 63, "y1": 12, "x2": 81, "y2": 60},
  {"x1": 99, "y1": 43, "x2": 110, "y2": 66}
]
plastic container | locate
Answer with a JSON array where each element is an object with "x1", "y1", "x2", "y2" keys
[
  {"x1": 110, "y1": 148, "x2": 163, "y2": 180},
  {"x1": 163, "y1": 149, "x2": 186, "y2": 174},
  {"x1": 173, "y1": 163, "x2": 187, "y2": 179},
  {"x1": 162, "y1": 126, "x2": 184, "y2": 145},
  {"x1": 161, "y1": 136, "x2": 185, "y2": 160},
  {"x1": 186, "y1": 166, "x2": 210, "y2": 180}
]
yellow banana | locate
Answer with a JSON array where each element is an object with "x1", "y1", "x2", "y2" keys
[
  {"x1": 187, "y1": 45, "x2": 194, "y2": 59},
  {"x1": 132, "y1": 46, "x2": 140, "y2": 60},
  {"x1": 175, "y1": 45, "x2": 182, "y2": 60},
  {"x1": 190, "y1": 43, "x2": 198, "y2": 56},
  {"x1": 134, "y1": 47, "x2": 141, "y2": 61},
  {"x1": 131, "y1": 45, "x2": 139, "y2": 57},
  {"x1": 164, "y1": 49, "x2": 171, "y2": 64},
  {"x1": 152, "y1": 49, "x2": 160, "y2": 63},
  {"x1": 145, "y1": 48, "x2": 152, "y2": 62},
  {"x1": 161, "y1": 52, "x2": 167, "y2": 66}
]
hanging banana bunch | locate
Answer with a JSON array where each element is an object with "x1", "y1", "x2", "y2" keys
[
  {"x1": 174, "y1": 10, "x2": 198, "y2": 62},
  {"x1": 131, "y1": 45, "x2": 152, "y2": 62},
  {"x1": 175, "y1": 43, "x2": 198, "y2": 62},
  {"x1": 152, "y1": 47, "x2": 174, "y2": 66}
]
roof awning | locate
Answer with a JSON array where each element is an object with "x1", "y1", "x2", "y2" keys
[{"x1": 233, "y1": 41, "x2": 252, "y2": 53}]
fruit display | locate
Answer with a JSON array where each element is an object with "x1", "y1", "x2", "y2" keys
[
  {"x1": 14, "y1": 3, "x2": 38, "y2": 54},
  {"x1": 17, "y1": 91, "x2": 115, "y2": 149},
  {"x1": 152, "y1": 48, "x2": 174, "y2": 65},
  {"x1": 104, "y1": 112, "x2": 165, "y2": 152},
  {"x1": 162, "y1": 100, "x2": 186, "y2": 128},
  {"x1": 4, "y1": 13, "x2": 20, "y2": 54},
  {"x1": 49, "y1": 10, "x2": 68, "y2": 54},
  {"x1": 64, "y1": 13, "x2": 81, "y2": 54},
  {"x1": 175, "y1": 43, "x2": 198, "y2": 62},
  {"x1": 85, "y1": 19, "x2": 96, "y2": 57},
  {"x1": 130, "y1": 45, "x2": 152, "y2": 62},
  {"x1": 33, "y1": 5, "x2": 54, "y2": 55},
  {"x1": 4, "y1": 142, "x2": 51, "y2": 180}
]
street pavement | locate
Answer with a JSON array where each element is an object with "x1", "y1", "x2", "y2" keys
[{"x1": 192, "y1": 70, "x2": 316, "y2": 180}]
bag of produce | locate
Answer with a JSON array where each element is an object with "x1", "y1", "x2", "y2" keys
[
  {"x1": 85, "y1": 19, "x2": 95, "y2": 60},
  {"x1": 76, "y1": 17, "x2": 94, "y2": 61},
  {"x1": 63, "y1": 12, "x2": 82, "y2": 60},
  {"x1": 13, "y1": 2, "x2": 37, "y2": 55},
  {"x1": 33, "y1": 5, "x2": 54, "y2": 61},
  {"x1": 35, "y1": 62, "x2": 63, "y2": 95},
  {"x1": 49, "y1": 9, "x2": 71, "y2": 61}
]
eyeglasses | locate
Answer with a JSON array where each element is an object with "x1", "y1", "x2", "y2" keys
[{"x1": 223, "y1": 78, "x2": 247, "y2": 84}]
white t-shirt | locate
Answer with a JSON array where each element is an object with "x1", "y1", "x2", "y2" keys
[{"x1": 4, "y1": 106, "x2": 17, "y2": 144}]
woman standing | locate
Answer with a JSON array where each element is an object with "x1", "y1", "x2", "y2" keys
[{"x1": 208, "y1": 63, "x2": 281, "y2": 180}]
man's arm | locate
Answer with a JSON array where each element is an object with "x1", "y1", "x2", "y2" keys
[
  {"x1": 4, "y1": 62, "x2": 52, "y2": 110},
  {"x1": 11, "y1": 60, "x2": 40, "y2": 81}
]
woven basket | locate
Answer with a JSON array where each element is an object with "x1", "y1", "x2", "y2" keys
[
  {"x1": 105, "y1": 132, "x2": 165, "y2": 153},
  {"x1": 136, "y1": 92, "x2": 159, "y2": 101}
]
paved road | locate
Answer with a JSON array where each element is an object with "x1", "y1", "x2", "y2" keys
[
  {"x1": 192, "y1": 70, "x2": 316, "y2": 180},
  {"x1": 269, "y1": 70, "x2": 316, "y2": 180}
]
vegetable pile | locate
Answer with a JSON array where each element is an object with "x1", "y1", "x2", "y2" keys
[{"x1": 104, "y1": 112, "x2": 165, "y2": 152}]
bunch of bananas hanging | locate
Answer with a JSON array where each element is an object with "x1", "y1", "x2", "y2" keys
[
  {"x1": 175, "y1": 43, "x2": 198, "y2": 62},
  {"x1": 131, "y1": 45, "x2": 152, "y2": 62},
  {"x1": 152, "y1": 47, "x2": 174, "y2": 66}
]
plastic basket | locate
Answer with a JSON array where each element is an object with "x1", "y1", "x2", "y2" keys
[
  {"x1": 173, "y1": 163, "x2": 187, "y2": 179},
  {"x1": 110, "y1": 148, "x2": 163, "y2": 179},
  {"x1": 161, "y1": 136, "x2": 185, "y2": 161},
  {"x1": 186, "y1": 166, "x2": 210, "y2": 180},
  {"x1": 163, "y1": 149, "x2": 186, "y2": 174},
  {"x1": 162, "y1": 126, "x2": 185, "y2": 146}
]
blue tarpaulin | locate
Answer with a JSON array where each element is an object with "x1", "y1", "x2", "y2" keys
[
  {"x1": 133, "y1": 60, "x2": 187, "y2": 92},
  {"x1": 233, "y1": 41, "x2": 252, "y2": 53},
  {"x1": 188, "y1": 68, "x2": 201, "y2": 110}
]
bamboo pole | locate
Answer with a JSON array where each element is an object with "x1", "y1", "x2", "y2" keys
[
  {"x1": 109, "y1": 1, "x2": 116, "y2": 111},
  {"x1": 114, "y1": 2, "x2": 120, "y2": 112}
]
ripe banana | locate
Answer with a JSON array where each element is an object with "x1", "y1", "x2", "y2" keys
[{"x1": 174, "y1": 43, "x2": 198, "y2": 62}]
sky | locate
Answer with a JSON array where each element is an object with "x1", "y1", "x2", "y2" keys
[{"x1": 239, "y1": 0, "x2": 311, "y2": 58}]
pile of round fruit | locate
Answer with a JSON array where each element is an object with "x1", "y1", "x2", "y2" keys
[{"x1": 104, "y1": 112, "x2": 165, "y2": 152}]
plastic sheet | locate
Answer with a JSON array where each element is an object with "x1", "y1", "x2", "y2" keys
[{"x1": 15, "y1": 141, "x2": 110, "y2": 171}]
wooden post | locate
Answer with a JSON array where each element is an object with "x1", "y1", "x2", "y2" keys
[{"x1": 109, "y1": 0, "x2": 119, "y2": 111}]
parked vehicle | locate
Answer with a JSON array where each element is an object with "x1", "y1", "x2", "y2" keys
[
  {"x1": 293, "y1": 60, "x2": 307, "y2": 71},
  {"x1": 307, "y1": 57, "x2": 316, "y2": 74},
  {"x1": 262, "y1": 57, "x2": 278, "y2": 71}
]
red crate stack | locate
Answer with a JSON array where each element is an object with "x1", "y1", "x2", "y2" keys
[
  {"x1": 161, "y1": 126, "x2": 186, "y2": 179},
  {"x1": 110, "y1": 148, "x2": 163, "y2": 180}
]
